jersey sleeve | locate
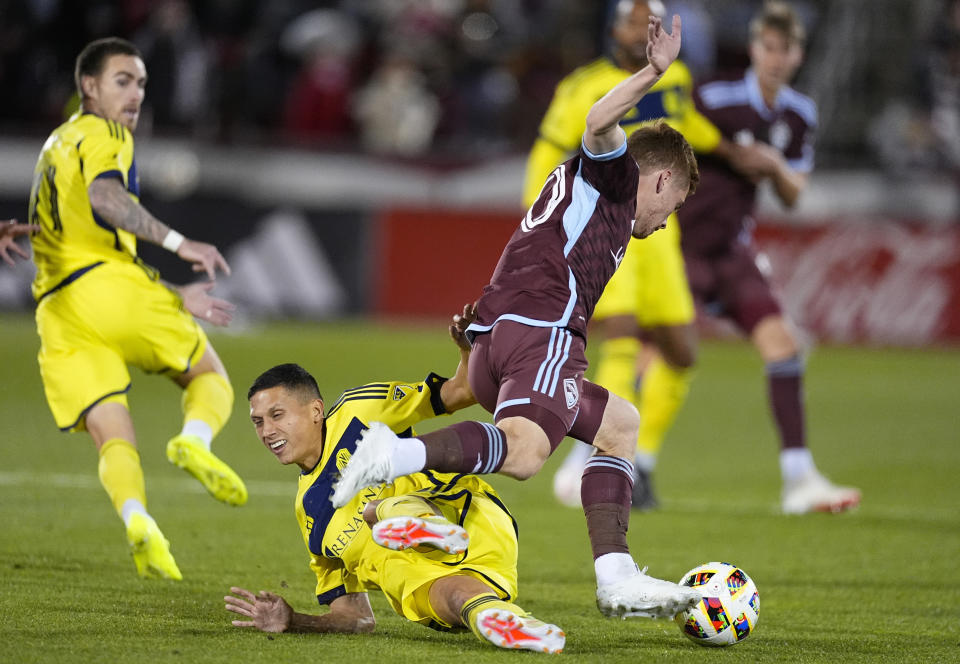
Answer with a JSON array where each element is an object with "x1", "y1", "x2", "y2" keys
[
  {"x1": 325, "y1": 373, "x2": 449, "y2": 435},
  {"x1": 77, "y1": 118, "x2": 134, "y2": 188},
  {"x1": 578, "y1": 141, "x2": 639, "y2": 204},
  {"x1": 784, "y1": 110, "x2": 817, "y2": 173},
  {"x1": 311, "y1": 553, "x2": 368, "y2": 605}
]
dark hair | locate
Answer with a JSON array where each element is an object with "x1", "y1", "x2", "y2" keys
[
  {"x1": 750, "y1": 1, "x2": 806, "y2": 46},
  {"x1": 247, "y1": 363, "x2": 323, "y2": 402},
  {"x1": 626, "y1": 121, "x2": 700, "y2": 195},
  {"x1": 75, "y1": 37, "x2": 142, "y2": 98}
]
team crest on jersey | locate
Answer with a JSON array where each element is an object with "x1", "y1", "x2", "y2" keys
[
  {"x1": 770, "y1": 120, "x2": 792, "y2": 152},
  {"x1": 336, "y1": 448, "x2": 352, "y2": 471},
  {"x1": 563, "y1": 378, "x2": 579, "y2": 409}
]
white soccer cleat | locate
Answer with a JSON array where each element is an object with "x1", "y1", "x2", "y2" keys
[
  {"x1": 476, "y1": 608, "x2": 565, "y2": 654},
  {"x1": 331, "y1": 421, "x2": 397, "y2": 508},
  {"x1": 781, "y1": 470, "x2": 861, "y2": 514},
  {"x1": 596, "y1": 567, "x2": 701, "y2": 619},
  {"x1": 371, "y1": 516, "x2": 469, "y2": 554},
  {"x1": 551, "y1": 463, "x2": 582, "y2": 508}
]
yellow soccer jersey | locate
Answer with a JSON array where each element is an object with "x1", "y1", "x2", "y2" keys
[
  {"x1": 295, "y1": 373, "x2": 506, "y2": 606},
  {"x1": 523, "y1": 58, "x2": 721, "y2": 207},
  {"x1": 28, "y1": 111, "x2": 141, "y2": 301}
]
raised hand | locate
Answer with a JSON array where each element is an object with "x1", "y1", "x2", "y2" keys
[{"x1": 646, "y1": 14, "x2": 682, "y2": 75}]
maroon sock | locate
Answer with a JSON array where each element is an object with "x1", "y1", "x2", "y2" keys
[
  {"x1": 581, "y1": 455, "x2": 633, "y2": 558},
  {"x1": 766, "y1": 356, "x2": 806, "y2": 449},
  {"x1": 420, "y1": 421, "x2": 507, "y2": 474}
]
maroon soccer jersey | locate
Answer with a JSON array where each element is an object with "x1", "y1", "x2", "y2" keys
[
  {"x1": 678, "y1": 69, "x2": 817, "y2": 256},
  {"x1": 469, "y1": 143, "x2": 639, "y2": 340}
]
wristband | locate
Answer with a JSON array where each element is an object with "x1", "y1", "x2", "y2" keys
[{"x1": 162, "y1": 229, "x2": 185, "y2": 252}]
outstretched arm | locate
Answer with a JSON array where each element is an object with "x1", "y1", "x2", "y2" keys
[
  {"x1": 0, "y1": 219, "x2": 39, "y2": 266},
  {"x1": 87, "y1": 178, "x2": 231, "y2": 279},
  {"x1": 440, "y1": 302, "x2": 477, "y2": 413},
  {"x1": 225, "y1": 587, "x2": 375, "y2": 634},
  {"x1": 584, "y1": 15, "x2": 682, "y2": 155}
]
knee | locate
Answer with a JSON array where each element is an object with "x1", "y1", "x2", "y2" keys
[
  {"x1": 594, "y1": 398, "x2": 639, "y2": 458},
  {"x1": 662, "y1": 343, "x2": 697, "y2": 370},
  {"x1": 500, "y1": 445, "x2": 550, "y2": 480},
  {"x1": 497, "y1": 420, "x2": 551, "y2": 480}
]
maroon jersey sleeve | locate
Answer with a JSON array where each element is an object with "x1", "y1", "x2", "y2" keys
[{"x1": 579, "y1": 141, "x2": 639, "y2": 204}]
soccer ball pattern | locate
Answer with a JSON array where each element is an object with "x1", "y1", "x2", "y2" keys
[{"x1": 674, "y1": 562, "x2": 759, "y2": 646}]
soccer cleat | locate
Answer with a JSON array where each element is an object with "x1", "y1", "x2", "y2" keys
[
  {"x1": 551, "y1": 463, "x2": 582, "y2": 508},
  {"x1": 476, "y1": 608, "x2": 565, "y2": 654},
  {"x1": 372, "y1": 516, "x2": 469, "y2": 554},
  {"x1": 331, "y1": 422, "x2": 397, "y2": 508},
  {"x1": 596, "y1": 566, "x2": 701, "y2": 619},
  {"x1": 126, "y1": 513, "x2": 182, "y2": 580},
  {"x1": 631, "y1": 467, "x2": 660, "y2": 511},
  {"x1": 166, "y1": 434, "x2": 248, "y2": 506},
  {"x1": 781, "y1": 470, "x2": 861, "y2": 514}
]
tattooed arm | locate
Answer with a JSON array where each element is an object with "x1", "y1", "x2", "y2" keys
[{"x1": 87, "y1": 177, "x2": 230, "y2": 279}]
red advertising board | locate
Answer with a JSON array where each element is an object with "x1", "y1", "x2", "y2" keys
[{"x1": 373, "y1": 208, "x2": 960, "y2": 346}]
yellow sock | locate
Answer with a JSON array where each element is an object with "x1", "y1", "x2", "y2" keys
[
  {"x1": 593, "y1": 336, "x2": 642, "y2": 402},
  {"x1": 181, "y1": 372, "x2": 233, "y2": 438},
  {"x1": 97, "y1": 438, "x2": 147, "y2": 517},
  {"x1": 636, "y1": 356, "x2": 693, "y2": 458},
  {"x1": 460, "y1": 593, "x2": 526, "y2": 636}
]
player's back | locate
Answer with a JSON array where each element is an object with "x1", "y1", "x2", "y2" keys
[
  {"x1": 679, "y1": 70, "x2": 817, "y2": 256},
  {"x1": 475, "y1": 147, "x2": 639, "y2": 339},
  {"x1": 29, "y1": 111, "x2": 141, "y2": 301}
]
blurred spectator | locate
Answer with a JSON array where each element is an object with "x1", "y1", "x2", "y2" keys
[
  {"x1": 280, "y1": 8, "x2": 361, "y2": 143},
  {"x1": 870, "y1": 0, "x2": 960, "y2": 176},
  {"x1": 134, "y1": 0, "x2": 210, "y2": 131},
  {"x1": 353, "y1": 49, "x2": 439, "y2": 155}
]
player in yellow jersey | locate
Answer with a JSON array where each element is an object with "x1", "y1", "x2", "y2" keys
[
  {"x1": 228, "y1": 309, "x2": 565, "y2": 654},
  {"x1": 0, "y1": 219, "x2": 39, "y2": 266},
  {"x1": 525, "y1": 0, "x2": 755, "y2": 510},
  {"x1": 27, "y1": 37, "x2": 247, "y2": 580}
]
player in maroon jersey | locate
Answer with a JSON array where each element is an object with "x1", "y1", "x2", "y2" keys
[
  {"x1": 333, "y1": 15, "x2": 704, "y2": 620},
  {"x1": 678, "y1": 1, "x2": 860, "y2": 514}
]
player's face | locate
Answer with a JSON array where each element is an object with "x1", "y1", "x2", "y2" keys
[
  {"x1": 249, "y1": 386, "x2": 324, "y2": 472},
  {"x1": 612, "y1": 1, "x2": 657, "y2": 68},
  {"x1": 83, "y1": 54, "x2": 147, "y2": 131},
  {"x1": 749, "y1": 28, "x2": 803, "y2": 95},
  {"x1": 632, "y1": 170, "x2": 688, "y2": 239}
]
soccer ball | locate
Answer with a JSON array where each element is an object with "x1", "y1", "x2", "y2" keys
[{"x1": 674, "y1": 562, "x2": 759, "y2": 646}]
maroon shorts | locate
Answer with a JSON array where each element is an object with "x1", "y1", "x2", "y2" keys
[
  {"x1": 684, "y1": 244, "x2": 782, "y2": 334},
  {"x1": 467, "y1": 321, "x2": 609, "y2": 452}
]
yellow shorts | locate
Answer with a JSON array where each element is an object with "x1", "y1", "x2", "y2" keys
[
  {"x1": 592, "y1": 213, "x2": 695, "y2": 327},
  {"x1": 353, "y1": 482, "x2": 519, "y2": 630},
  {"x1": 35, "y1": 261, "x2": 208, "y2": 432}
]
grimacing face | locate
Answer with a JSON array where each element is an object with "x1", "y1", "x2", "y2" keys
[
  {"x1": 249, "y1": 386, "x2": 325, "y2": 472},
  {"x1": 82, "y1": 54, "x2": 147, "y2": 131},
  {"x1": 631, "y1": 172, "x2": 688, "y2": 239}
]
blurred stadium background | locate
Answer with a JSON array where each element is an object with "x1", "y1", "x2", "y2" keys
[{"x1": 1, "y1": 0, "x2": 958, "y2": 343}]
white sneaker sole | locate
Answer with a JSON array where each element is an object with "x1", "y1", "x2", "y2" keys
[
  {"x1": 476, "y1": 608, "x2": 565, "y2": 654},
  {"x1": 371, "y1": 516, "x2": 469, "y2": 554}
]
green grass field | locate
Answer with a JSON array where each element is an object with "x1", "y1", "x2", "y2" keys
[{"x1": 2, "y1": 312, "x2": 958, "y2": 663}]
